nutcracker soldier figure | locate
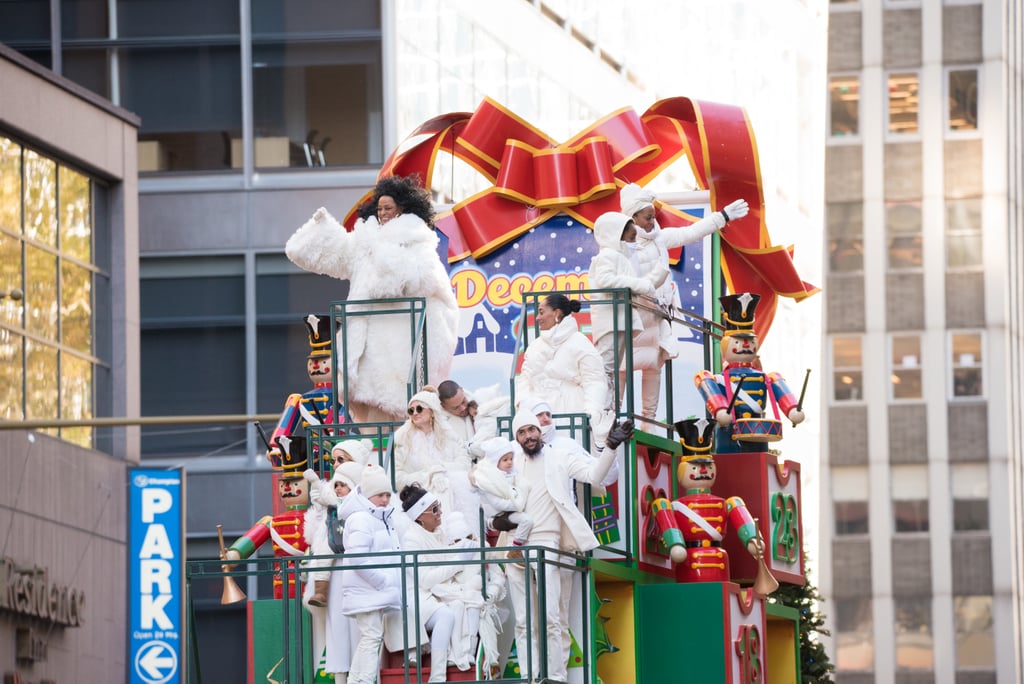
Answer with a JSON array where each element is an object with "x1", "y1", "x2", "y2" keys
[
  {"x1": 650, "y1": 418, "x2": 774, "y2": 589},
  {"x1": 225, "y1": 435, "x2": 311, "y2": 598},
  {"x1": 266, "y1": 313, "x2": 350, "y2": 473},
  {"x1": 694, "y1": 293, "x2": 805, "y2": 453}
]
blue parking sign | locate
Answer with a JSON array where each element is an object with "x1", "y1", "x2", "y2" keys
[{"x1": 128, "y1": 468, "x2": 184, "y2": 684}]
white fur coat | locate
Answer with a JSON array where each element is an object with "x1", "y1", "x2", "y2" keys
[{"x1": 286, "y1": 208, "x2": 460, "y2": 418}]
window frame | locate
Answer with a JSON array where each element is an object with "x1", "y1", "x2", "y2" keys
[
  {"x1": 944, "y1": 196, "x2": 984, "y2": 272},
  {"x1": 948, "y1": 329, "x2": 985, "y2": 400},
  {"x1": 885, "y1": 69, "x2": 922, "y2": 140},
  {"x1": 830, "y1": 335, "x2": 865, "y2": 403},
  {"x1": 944, "y1": 65, "x2": 982, "y2": 138},
  {"x1": 827, "y1": 73, "x2": 862, "y2": 143},
  {"x1": 889, "y1": 333, "x2": 924, "y2": 401}
]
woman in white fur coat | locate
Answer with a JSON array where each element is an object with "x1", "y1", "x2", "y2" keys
[
  {"x1": 392, "y1": 387, "x2": 478, "y2": 527},
  {"x1": 285, "y1": 176, "x2": 460, "y2": 424},
  {"x1": 618, "y1": 183, "x2": 749, "y2": 418}
]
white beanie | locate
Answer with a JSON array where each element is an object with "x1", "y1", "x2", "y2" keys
[
  {"x1": 619, "y1": 182, "x2": 656, "y2": 218},
  {"x1": 519, "y1": 396, "x2": 553, "y2": 417},
  {"x1": 332, "y1": 438, "x2": 374, "y2": 466},
  {"x1": 332, "y1": 461, "x2": 365, "y2": 491},
  {"x1": 408, "y1": 386, "x2": 443, "y2": 415},
  {"x1": 482, "y1": 437, "x2": 515, "y2": 465},
  {"x1": 512, "y1": 410, "x2": 541, "y2": 437},
  {"x1": 359, "y1": 464, "x2": 392, "y2": 499}
]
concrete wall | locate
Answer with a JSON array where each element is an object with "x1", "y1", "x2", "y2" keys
[{"x1": 0, "y1": 429, "x2": 127, "y2": 682}]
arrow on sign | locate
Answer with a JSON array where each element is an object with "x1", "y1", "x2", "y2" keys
[{"x1": 136, "y1": 640, "x2": 177, "y2": 683}]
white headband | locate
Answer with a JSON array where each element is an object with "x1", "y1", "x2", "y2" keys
[{"x1": 407, "y1": 492, "x2": 440, "y2": 521}]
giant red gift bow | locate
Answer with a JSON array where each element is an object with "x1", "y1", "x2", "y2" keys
[{"x1": 343, "y1": 97, "x2": 818, "y2": 338}]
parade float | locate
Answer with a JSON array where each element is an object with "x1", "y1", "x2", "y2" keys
[{"x1": 186, "y1": 95, "x2": 821, "y2": 684}]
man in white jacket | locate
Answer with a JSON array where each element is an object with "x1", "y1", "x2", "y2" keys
[{"x1": 502, "y1": 411, "x2": 632, "y2": 683}]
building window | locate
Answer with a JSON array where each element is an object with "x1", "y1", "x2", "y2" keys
[
  {"x1": 946, "y1": 197, "x2": 983, "y2": 269},
  {"x1": 891, "y1": 335, "x2": 922, "y2": 399},
  {"x1": 892, "y1": 464, "x2": 929, "y2": 533},
  {"x1": 0, "y1": 135, "x2": 103, "y2": 448},
  {"x1": 829, "y1": 75, "x2": 860, "y2": 137},
  {"x1": 886, "y1": 201, "x2": 923, "y2": 270},
  {"x1": 947, "y1": 68, "x2": 979, "y2": 132},
  {"x1": 888, "y1": 72, "x2": 920, "y2": 135},
  {"x1": 954, "y1": 595, "x2": 994, "y2": 668},
  {"x1": 832, "y1": 336, "x2": 863, "y2": 401},
  {"x1": 254, "y1": 254, "x2": 348, "y2": 414},
  {"x1": 140, "y1": 256, "x2": 247, "y2": 458},
  {"x1": 950, "y1": 331, "x2": 983, "y2": 398},
  {"x1": 833, "y1": 466, "x2": 869, "y2": 535},
  {"x1": 952, "y1": 463, "x2": 989, "y2": 532},
  {"x1": 835, "y1": 598, "x2": 873, "y2": 671},
  {"x1": 827, "y1": 201, "x2": 863, "y2": 272},
  {"x1": 895, "y1": 598, "x2": 933, "y2": 670},
  {"x1": 251, "y1": 1, "x2": 383, "y2": 169}
]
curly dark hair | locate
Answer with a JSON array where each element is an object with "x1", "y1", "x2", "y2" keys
[{"x1": 356, "y1": 175, "x2": 435, "y2": 226}]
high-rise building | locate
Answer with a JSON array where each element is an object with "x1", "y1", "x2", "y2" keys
[{"x1": 821, "y1": 0, "x2": 1023, "y2": 681}]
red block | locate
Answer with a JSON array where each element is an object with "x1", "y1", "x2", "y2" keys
[{"x1": 712, "y1": 451, "x2": 805, "y2": 586}]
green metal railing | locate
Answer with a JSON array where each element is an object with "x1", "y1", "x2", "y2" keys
[{"x1": 186, "y1": 543, "x2": 590, "y2": 684}]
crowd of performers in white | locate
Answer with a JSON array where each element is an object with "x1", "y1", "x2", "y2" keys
[{"x1": 273, "y1": 175, "x2": 750, "y2": 683}]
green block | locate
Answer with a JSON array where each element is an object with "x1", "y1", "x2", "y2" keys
[
  {"x1": 251, "y1": 599, "x2": 332, "y2": 684},
  {"x1": 636, "y1": 583, "x2": 728, "y2": 683}
]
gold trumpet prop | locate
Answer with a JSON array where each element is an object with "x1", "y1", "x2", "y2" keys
[
  {"x1": 217, "y1": 524, "x2": 247, "y2": 605},
  {"x1": 750, "y1": 519, "x2": 780, "y2": 595}
]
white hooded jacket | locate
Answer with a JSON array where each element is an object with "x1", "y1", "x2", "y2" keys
[{"x1": 588, "y1": 212, "x2": 670, "y2": 344}]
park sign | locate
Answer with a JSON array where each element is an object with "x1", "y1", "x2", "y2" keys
[{"x1": 128, "y1": 468, "x2": 184, "y2": 684}]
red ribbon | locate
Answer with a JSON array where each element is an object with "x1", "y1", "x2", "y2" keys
[{"x1": 345, "y1": 96, "x2": 818, "y2": 337}]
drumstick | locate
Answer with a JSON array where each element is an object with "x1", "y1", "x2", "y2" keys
[{"x1": 794, "y1": 369, "x2": 811, "y2": 426}]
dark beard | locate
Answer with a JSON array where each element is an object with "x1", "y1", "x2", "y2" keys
[{"x1": 522, "y1": 439, "x2": 543, "y2": 457}]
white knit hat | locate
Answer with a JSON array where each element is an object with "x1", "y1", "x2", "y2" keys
[
  {"x1": 332, "y1": 438, "x2": 374, "y2": 466},
  {"x1": 511, "y1": 410, "x2": 541, "y2": 437},
  {"x1": 332, "y1": 461, "x2": 365, "y2": 491},
  {"x1": 359, "y1": 464, "x2": 392, "y2": 499},
  {"x1": 619, "y1": 182, "x2": 656, "y2": 218},
  {"x1": 482, "y1": 437, "x2": 515, "y2": 465},
  {"x1": 408, "y1": 386, "x2": 443, "y2": 415},
  {"x1": 519, "y1": 396, "x2": 553, "y2": 417}
]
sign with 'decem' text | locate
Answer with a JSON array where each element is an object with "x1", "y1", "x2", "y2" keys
[{"x1": 128, "y1": 469, "x2": 184, "y2": 684}]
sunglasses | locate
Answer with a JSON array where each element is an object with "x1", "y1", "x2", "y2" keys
[
  {"x1": 429, "y1": 504, "x2": 441, "y2": 515},
  {"x1": 407, "y1": 405, "x2": 427, "y2": 415}
]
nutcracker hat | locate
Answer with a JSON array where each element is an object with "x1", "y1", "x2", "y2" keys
[
  {"x1": 275, "y1": 434, "x2": 308, "y2": 478},
  {"x1": 303, "y1": 313, "x2": 335, "y2": 359},
  {"x1": 673, "y1": 417, "x2": 715, "y2": 463},
  {"x1": 719, "y1": 293, "x2": 761, "y2": 338}
]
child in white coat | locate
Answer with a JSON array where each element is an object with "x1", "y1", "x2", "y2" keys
[
  {"x1": 340, "y1": 465, "x2": 402, "y2": 684},
  {"x1": 470, "y1": 438, "x2": 533, "y2": 560},
  {"x1": 304, "y1": 461, "x2": 365, "y2": 606}
]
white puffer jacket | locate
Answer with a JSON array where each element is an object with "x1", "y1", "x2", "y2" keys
[
  {"x1": 516, "y1": 314, "x2": 607, "y2": 426},
  {"x1": 339, "y1": 496, "x2": 402, "y2": 616}
]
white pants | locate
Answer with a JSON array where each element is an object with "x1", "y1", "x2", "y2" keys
[
  {"x1": 349, "y1": 610, "x2": 385, "y2": 684},
  {"x1": 424, "y1": 606, "x2": 455, "y2": 682},
  {"x1": 504, "y1": 533, "x2": 574, "y2": 682}
]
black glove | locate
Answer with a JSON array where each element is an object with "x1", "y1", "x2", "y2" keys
[
  {"x1": 604, "y1": 419, "x2": 635, "y2": 450},
  {"x1": 490, "y1": 511, "x2": 517, "y2": 532}
]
